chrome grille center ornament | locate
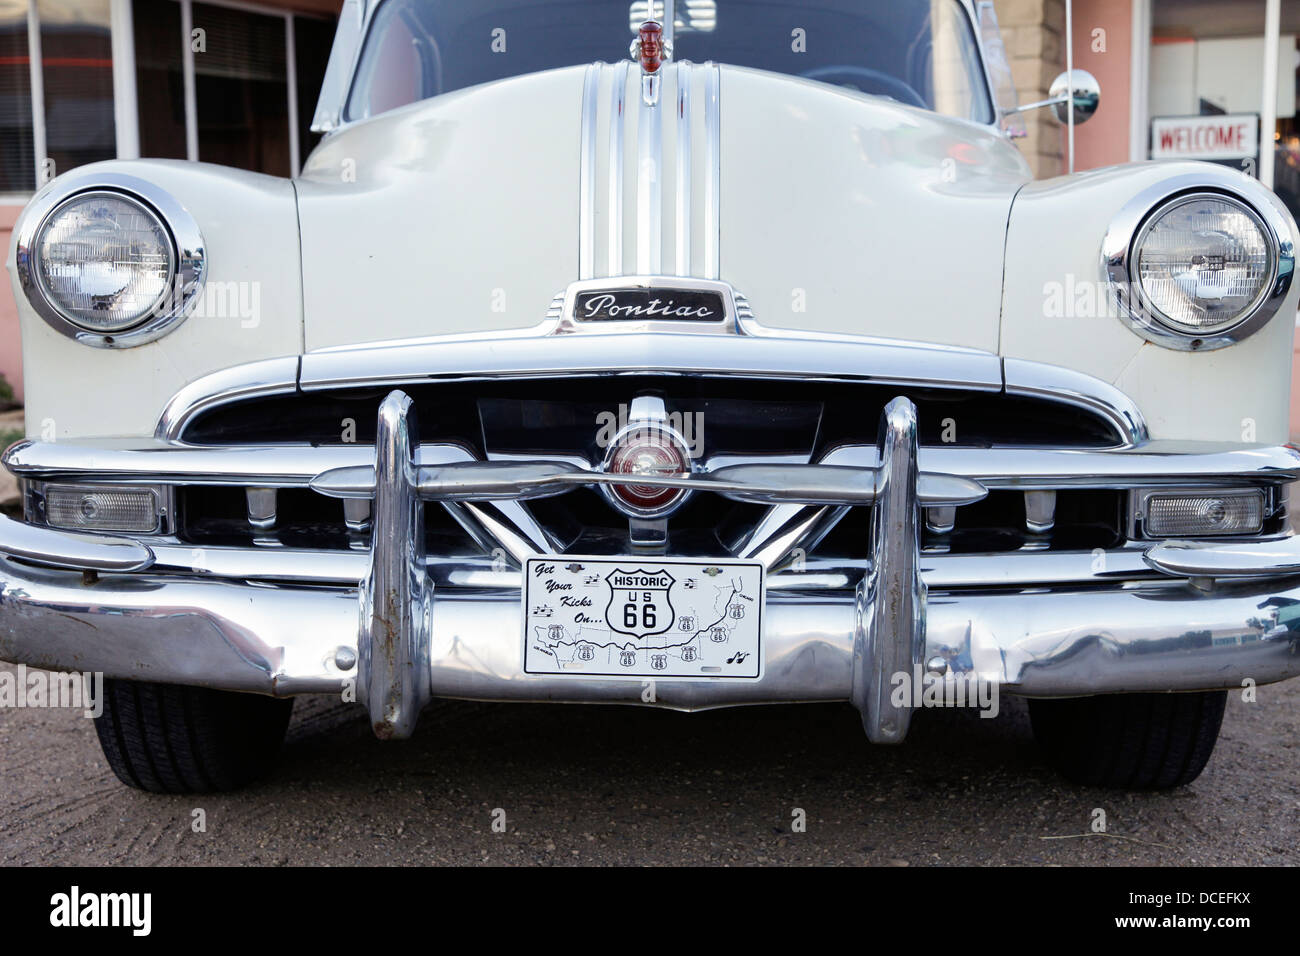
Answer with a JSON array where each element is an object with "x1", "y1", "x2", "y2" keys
[{"x1": 600, "y1": 394, "x2": 694, "y2": 519}]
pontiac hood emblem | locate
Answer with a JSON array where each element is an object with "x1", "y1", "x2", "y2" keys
[{"x1": 574, "y1": 288, "x2": 725, "y2": 322}]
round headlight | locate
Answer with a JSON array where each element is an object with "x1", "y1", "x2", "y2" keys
[
  {"x1": 33, "y1": 191, "x2": 175, "y2": 333},
  {"x1": 16, "y1": 175, "x2": 205, "y2": 348},
  {"x1": 1132, "y1": 194, "x2": 1273, "y2": 334}
]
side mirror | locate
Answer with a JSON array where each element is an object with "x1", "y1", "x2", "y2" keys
[
  {"x1": 1010, "y1": 69, "x2": 1101, "y2": 126},
  {"x1": 1048, "y1": 69, "x2": 1101, "y2": 125}
]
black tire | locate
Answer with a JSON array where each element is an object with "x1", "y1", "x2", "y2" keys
[
  {"x1": 1028, "y1": 690, "x2": 1227, "y2": 790},
  {"x1": 93, "y1": 679, "x2": 293, "y2": 793}
]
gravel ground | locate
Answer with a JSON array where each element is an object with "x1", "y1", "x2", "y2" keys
[{"x1": 0, "y1": 662, "x2": 1296, "y2": 866}]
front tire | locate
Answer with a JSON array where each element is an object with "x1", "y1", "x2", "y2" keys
[
  {"x1": 93, "y1": 679, "x2": 293, "y2": 793},
  {"x1": 1028, "y1": 691, "x2": 1227, "y2": 790}
]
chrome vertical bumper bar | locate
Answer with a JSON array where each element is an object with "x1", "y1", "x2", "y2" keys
[
  {"x1": 357, "y1": 391, "x2": 433, "y2": 739},
  {"x1": 852, "y1": 397, "x2": 926, "y2": 744}
]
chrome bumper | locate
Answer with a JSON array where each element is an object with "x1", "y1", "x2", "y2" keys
[
  {"x1": 2, "y1": 552, "x2": 1298, "y2": 715},
  {"x1": 3, "y1": 391, "x2": 1300, "y2": 743}
]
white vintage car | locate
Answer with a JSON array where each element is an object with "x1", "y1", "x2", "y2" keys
[{"x1": 2, "y1": 0, "x2": 1298, "y2": 794}]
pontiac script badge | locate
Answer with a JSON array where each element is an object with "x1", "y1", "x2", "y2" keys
[{"x1": 573, "y1": 288, "x2": 726, "y2": 323}]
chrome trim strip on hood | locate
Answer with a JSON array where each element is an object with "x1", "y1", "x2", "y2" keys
[
  {"x1": 703, "y1": 62, "x2": 720, "y2": 279},
  {"x1": 578, "y1": 62, "x2": 602, "y2": 280},
  {"x1": 636, "y1": 62, "x2": 664, "y2": 274},
  {"x1": 675, "y1": 59, "x2": 693, "y2": 276},
  {"x1": 583, "y1": 59, "x2": 716, "y2": 281},
  {"x1": 607, "y1": 60, "x2": 630, "y2": 275}
]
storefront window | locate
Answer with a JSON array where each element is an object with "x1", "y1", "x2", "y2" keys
[
  {"x1": 133, "y1": 0, "x2": 334, "y2": 177},
  {"x1": 38, "y1": 0, "x2": 116, "y2": 179},
  {"x1": 0, "y1": 0, "x2": 35, "y2": 191},
  {"x1": 134, "y1": 0, "x2": 186, "y2": 160},
  {"x1": 193, "y1": 1, "x2": 289, "y2": 175}
]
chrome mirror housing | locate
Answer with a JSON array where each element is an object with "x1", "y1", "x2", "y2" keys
[{"x1": 1048, "y1": 69, "x2": 1100, "y2": 125}]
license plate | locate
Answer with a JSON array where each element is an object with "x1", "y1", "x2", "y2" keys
[{"x1": 523, "y1": 556, "x2": 764, "y2": 679}]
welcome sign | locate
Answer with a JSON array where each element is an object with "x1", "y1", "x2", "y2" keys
[{"x1": 1150, "y1": 113, "x2": 1259, "y2": 162}]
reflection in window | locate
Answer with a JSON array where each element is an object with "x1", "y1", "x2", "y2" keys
[
  {"x1": 39, "y1": 0, "x2": 115, "y2": 179},
  {"x1": 134, "y1": 0, "x2": 186, "y2": 159},
  {"x1": 0, "y1": 0, "x2": 35, "y2": 190},
  {"x1": 294, "y1": 15, "x2": 335, "y2": 160},
  {"x1": 929, "y1": 0, "x2": 989, "y2": 123},
  {"x1": 192, "y1": 1, "x2": 289, "y2": 176}
]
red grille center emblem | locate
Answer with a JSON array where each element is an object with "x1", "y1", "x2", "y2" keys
[{"x1": 604, "y1": 424, "x2": 690, "y2": 517}]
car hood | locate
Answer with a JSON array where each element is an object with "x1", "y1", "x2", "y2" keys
[{"x1": 296, "y1": 63, "x2": 1030, "y2": 353}]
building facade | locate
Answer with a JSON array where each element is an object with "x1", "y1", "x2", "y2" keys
[
  {"x1": 2, "y1": 0, "x2": 1299, "y2": 404},
  {"x1": 0, "y1": 0, "x2": 339, "y2": 399}
]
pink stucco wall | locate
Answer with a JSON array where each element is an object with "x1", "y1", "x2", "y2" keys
[
  {"x1": 1070, "y1": 0, "x2": 1134, "y2": 171},
  {"x1": 0, "y1": 204, "x2": 22, "y2": 404}
]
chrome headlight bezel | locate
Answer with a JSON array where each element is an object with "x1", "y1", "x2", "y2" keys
[
  {"x1": 15, "y1": 173, "x2": 206, "y2": 349},
  {"x1": 1102, "y1": 178, "x2": 1295, "y2": 351}
]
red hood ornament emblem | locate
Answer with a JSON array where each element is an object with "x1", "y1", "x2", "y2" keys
[
  {"x1": 635, "y1": 20, "x2": 665, "y2": 74},
  {"x1": 630, "y1": 19, "x2": 672, "y2": 106}
]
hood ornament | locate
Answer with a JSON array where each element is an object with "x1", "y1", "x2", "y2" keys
[{"x1": 630, "y1": 20, "x2": 672, "y2": 106}]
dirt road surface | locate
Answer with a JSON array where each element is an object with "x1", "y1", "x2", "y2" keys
[{"x1": 1, "y1": 662, "x2": 1296, "y2": 865}]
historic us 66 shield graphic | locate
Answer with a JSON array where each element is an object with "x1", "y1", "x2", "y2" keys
[{"x1": 605, "y1": 568, "x2": 675, "y2": 638}]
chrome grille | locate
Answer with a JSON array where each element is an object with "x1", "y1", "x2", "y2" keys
[{"x1": 175, "y1": 375, "x2": 1128, "y2": 558}]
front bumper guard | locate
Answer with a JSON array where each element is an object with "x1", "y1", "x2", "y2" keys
[{"x1": 3, "y1": 392, "x2": 1300, "y2": 742}]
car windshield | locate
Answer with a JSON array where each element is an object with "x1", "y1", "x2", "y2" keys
[{"x1": 345, "y1": 0, "x2": 994, "y2": 124}]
